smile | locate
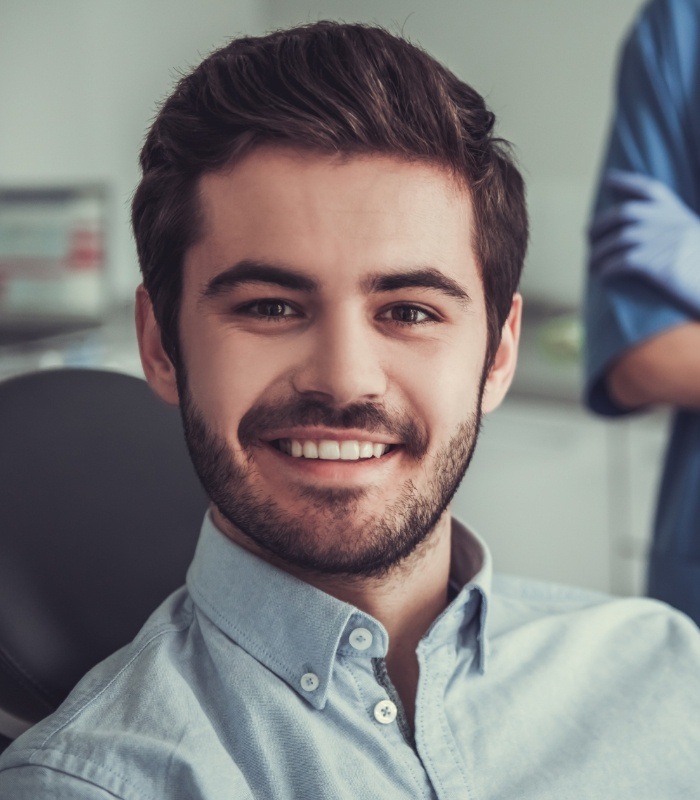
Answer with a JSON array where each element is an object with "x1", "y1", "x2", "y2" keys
[{"x1": 272, "y1": 439, "x2": 396, "y2": 460}]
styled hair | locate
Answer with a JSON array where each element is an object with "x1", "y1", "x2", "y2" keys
[{"x1": 132, "y1": 21, "x2": 527, "y2": 367}]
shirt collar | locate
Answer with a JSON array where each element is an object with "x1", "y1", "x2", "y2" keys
[
  {"x1": 186, "y1": 513, "x2": 493, "y2": 709},
  {"x1": 447, "y1": 517, "x2": 492, "y2": 673}
]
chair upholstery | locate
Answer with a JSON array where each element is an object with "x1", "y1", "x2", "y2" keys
[{"x1": 0, "y1": 368, "x2": 208, "y2": 745}]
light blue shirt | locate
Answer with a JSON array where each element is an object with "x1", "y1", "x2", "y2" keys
[
  {"x1": 584, "y1": 0, "x2": 700, "y2": 621},
  {"x1": 0, "y1": 513, "x2": 699, "y2": 799}
]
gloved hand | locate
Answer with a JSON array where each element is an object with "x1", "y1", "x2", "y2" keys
[{"x1": 589, "y1": 169, "x2": 700, "y2": 316}]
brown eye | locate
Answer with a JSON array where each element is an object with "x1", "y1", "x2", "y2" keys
[
  {"x1": 257, "y1": 300, "x2": 288, "y2": 317},
  {"x1": 385, "y1": 305, "x2": 433, "y2": 324},
  {"x1": 236, "y1": 299, "x2": 297, "y2": 319},
  {"x1": 234, "y1": 298, "x2": 300, "y2": 323},
  {"x1": 393, "y1": 306, "x2": 420, "y2": 322}
]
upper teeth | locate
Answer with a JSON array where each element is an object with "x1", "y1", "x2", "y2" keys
[{"x1": 277, "y1": 439, "x2": 390, "y2": 460}]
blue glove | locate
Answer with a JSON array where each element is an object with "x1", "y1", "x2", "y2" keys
[{"x1": 589, "y1": 169, "x2": 700, "y2": 316}]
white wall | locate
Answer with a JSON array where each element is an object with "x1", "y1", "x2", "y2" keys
[
  {"x1": 0, "y1": 0, "x2": 264, "y2": 300},
  {"x1": 1, "y1": 0, "x2": 647, "y2": 306},
  {"x1": 263, "y1": 0, "x2": 646, "y2": 306}
]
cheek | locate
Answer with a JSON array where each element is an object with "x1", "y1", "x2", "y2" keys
[
  {"x1": 180, "y1": 327, "x2": 288, "y2": 435},
  {"x1": 391, "y1": 336, "x2": 486, "y2": 438}
]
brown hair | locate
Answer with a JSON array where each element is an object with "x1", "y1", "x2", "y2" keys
[{"x1": 132, "y1": 21, "x2": 527, "y2": 367}]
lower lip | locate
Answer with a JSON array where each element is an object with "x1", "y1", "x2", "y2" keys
[{"x1": 261, "y1": 442, "x2": 401, "y2": 480}]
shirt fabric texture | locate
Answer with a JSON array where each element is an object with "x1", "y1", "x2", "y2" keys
[
  {"x1": 584, "y1": 0, "x2": 700, "y2": 622},
  {"x1": 0, "y1": 513, "x2": 699, "y2": 799}
]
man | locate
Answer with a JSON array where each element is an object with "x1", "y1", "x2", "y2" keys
[
  {"x1": 1, "y1": 21, "x2": 699, "y2": 799},
  {"x1": 585, "y1": 0, "x2": 700, "y2": 623}
]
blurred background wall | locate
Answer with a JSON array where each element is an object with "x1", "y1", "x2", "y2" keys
[
  {"x1": 0, "y1": 0, "x2": 664, "y2": 595},
  {"x1": 1, "y1": 0, "x2": 263, "y2": 299},
  {"x1": 1, "y1": 0, "x2": 646, "y2": 305}
]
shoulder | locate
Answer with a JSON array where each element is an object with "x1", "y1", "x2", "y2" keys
[
  {"x1": 477, "y1": 575, "x2": 700, "y2": 787},
  {"x1": 630, "y1": 0, "x2": 700, "y2": 46},
  {"x1": 492, "y1": 572, "x2": 610, "y2": 607},
  {"x1": 0, "y1": 588, "x2": 254, "y2": 799},
  {"x1": 640, "y1": 0, "x2": 700, "y2": 31},
  {"x1": 0, "y1": 763, "x2": 123, "y2": 798},
  {"x1": 491, "y1": 572, "x2": 700, "y2": 660},
  {"x1": 624, "y1": 0, "x2": 700, "y2": 86},
  {"x1": 490, "y1": 572, "x2": 613, "y2": 628}
]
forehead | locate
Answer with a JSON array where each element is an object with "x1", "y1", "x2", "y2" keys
[{"x1": 186, "y1": 147, "x2": 479, "y2": 292}]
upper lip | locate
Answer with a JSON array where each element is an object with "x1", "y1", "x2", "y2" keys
[{"x1": 260, "y1": 428, "x2": 401, "y2": 444}]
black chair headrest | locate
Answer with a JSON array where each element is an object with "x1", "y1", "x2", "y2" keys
[{"x1": 0, "y1": 368, "x2": 208, "y2": 725}]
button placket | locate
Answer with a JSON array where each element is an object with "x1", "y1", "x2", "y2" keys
[{"x1": 373, "y1": 699, "x2": 398, "y2": 724}]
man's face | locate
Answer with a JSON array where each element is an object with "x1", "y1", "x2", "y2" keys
[{"x1": 145, "y1": 148, "x2": 516, "y2": 577}]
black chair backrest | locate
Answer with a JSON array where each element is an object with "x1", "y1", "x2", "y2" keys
[{"x1": 0, "y1": 368, "x2": 207, "y2": 731}]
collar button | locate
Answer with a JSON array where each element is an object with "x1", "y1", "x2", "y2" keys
[
  {"x1": 349, "y1": 627, "x2": 373, "y2": 651},
  {"x1": 300, "y1": 672, "x2": 320, "y2": 692}
]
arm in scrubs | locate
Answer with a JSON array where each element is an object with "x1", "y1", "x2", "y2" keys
[{"x1": 584, "y1": 0, "x2": 700, "y2": 622}]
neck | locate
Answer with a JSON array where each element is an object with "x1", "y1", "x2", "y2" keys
[
  {"x1": 304, "y1": 513, "x2": 453, "y2": 646},
  {"x1": 215, "y1": 506, "x2": 455, "y2": 729},
  {"x1": 315, "y1": 516, "x2": 453, "y2": 730}
]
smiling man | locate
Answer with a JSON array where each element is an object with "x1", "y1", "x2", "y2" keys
[
  {"x1": 174, "y1": 153, "x2": 496, "y2": 591},
  {"x1": 1, "y1": 21, "x2": 699, "y2": 800}
]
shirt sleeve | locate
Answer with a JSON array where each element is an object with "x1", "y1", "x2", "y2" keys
[
  {"x1": 0, "y1": 765, "x2": 123, "y2": 799},
  {"x1": 584, "y1": 0, "x2": 700, "y2": 416}
]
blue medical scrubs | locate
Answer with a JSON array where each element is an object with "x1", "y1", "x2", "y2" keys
[{"x1": 585, "y1": 0, "x2": 700, "y2": 623}]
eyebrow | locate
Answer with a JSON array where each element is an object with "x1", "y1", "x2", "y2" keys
[
  {"x1": 201, "y1": 260, "x2": 471, "y2": 309},
  {"x1": 201, "y1": 260, "x2": 318, "y2": 300},
  {"x1": 361, "y1": 268, "x2": 471, "y2": 309}
]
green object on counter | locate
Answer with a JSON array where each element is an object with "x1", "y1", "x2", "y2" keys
[{"x1": 537, "y1": 315, "x2": 583, "y2": 363}]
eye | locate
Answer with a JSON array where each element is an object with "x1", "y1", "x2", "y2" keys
[
  {"x1": 237, "y1": 299, "x2": 299, "y2": 320},
  {"x1": 381, "y1": 304, "x2": 437, "y2": 325}
]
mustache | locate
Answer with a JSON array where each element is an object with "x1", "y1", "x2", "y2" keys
[{"x1": 238, "y1": 397, "x2": 428, "y2": 459}]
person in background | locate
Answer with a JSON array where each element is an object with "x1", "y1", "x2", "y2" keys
[
  {"x1": 586, "y1": 0, "x2": 700, "y2": 624},
  {"x1": 1, "y1": 20, "x2": 699, "y2": 799}
]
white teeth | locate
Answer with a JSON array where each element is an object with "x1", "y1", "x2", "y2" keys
[
  {"x1": 359, "y1": 442, "x2": 374, "y2": 458},
  {"x1": 339, "y1": 441, "x2": 361, "y2": 461},
  {"x1": 318, "y1": 440, "x2": 341, "y2": 460},
  {"x1": 302, "y1": 441, "x2": 319, "y2": 458},
  {"x1": 277, "y1": 438, "x2": 392, "y2": 460}
]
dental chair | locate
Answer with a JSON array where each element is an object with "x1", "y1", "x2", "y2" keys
[{"x1": 0, "y1": 368, "x2": 208, "y2": 753}]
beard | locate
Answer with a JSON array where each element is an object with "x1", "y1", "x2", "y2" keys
[{"x1": 177, "y1": 373, "x2": 485, "y2": 580}]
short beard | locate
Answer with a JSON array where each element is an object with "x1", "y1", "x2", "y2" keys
[{"x1": 177, "y1": 372, "x2": 486, "y2": 580}]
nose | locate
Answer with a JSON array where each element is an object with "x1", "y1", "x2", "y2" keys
[{"x1": 292, "y1": 310, "x2": 388, "y2": 405}]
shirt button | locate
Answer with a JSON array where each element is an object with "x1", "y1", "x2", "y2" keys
[
  {"x1": 373, "y1": 699, "x2": 397, "y2": 725},
  {"x1": 349, "y1": 627, "x2": 373, "y2": 651},
  {"x1": 300, "y1": 672, "x2": 320, "y2": 692}
]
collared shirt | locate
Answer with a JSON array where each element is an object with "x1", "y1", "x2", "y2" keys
[
  {"x1": 0, "y1": 513, "x2": 699, "y2": 799},
  {"x1": 584, "y1": 0, "x2": 700, "y2": 621}
]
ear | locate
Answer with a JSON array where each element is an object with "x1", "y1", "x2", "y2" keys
[
  {"x1": 135, "y1": 284, "x2": 180, "y2": 406},
  {"x1": 481, "y1": 293, "x2": 522, "y2": 415}
]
